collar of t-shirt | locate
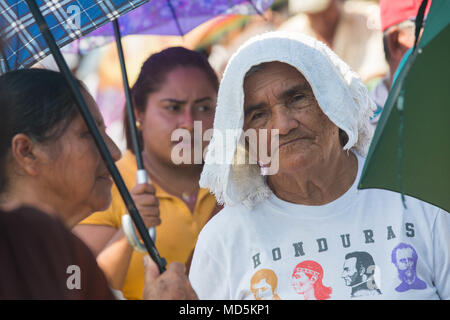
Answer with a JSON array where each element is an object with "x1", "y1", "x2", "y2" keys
[{"x1": 265, "y1": 152, "x2": 364, "y2": 220}]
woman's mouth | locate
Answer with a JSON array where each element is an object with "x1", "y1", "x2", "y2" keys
[{"x1": 277, "y1": 136, "x2": 312, "y2": 151}]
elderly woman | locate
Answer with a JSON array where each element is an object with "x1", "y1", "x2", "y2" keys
[{"x1": 189, "y1": 32, "x2": 450, "y2": 300}]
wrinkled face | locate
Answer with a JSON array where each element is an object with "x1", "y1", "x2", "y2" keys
[
  {"x1": 252, "y1": 278, "x2": 273, "y2": 300},
  {"x1": 292, "y1": 271, "x2": 314, "y2": 294},
  {"x1": 342, "y1": 257, "x2": 360, "y2": 286},
  {"x1": 243, "y1": 61, "x2": 341, "y2": 174},
  {"x1": 396, "y1": 248, "x2": 416, "y2": 282},
  {"x1": 38, "y1": 90, "x2": 120, "y2": 224},
  {"x1": 139, "y1": 66, "x2": 217, "y2": 167}
]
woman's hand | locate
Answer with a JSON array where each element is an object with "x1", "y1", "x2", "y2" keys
[
  {"x1": 142, "y1": 256, "x2": 198, "y2": 300},
  {"x1": 130, "y1": 183, "x2": 161, "y2": 237}
]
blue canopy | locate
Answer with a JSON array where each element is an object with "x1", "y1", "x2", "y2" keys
[{"x1": 0, "y1": 0, "x2": 149, "y2": 72}]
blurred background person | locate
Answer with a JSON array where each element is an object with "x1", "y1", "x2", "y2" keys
[
  {"x1": 278, "y1": 0, "x2": 388, "y2": 86},
  {"x1": 73, "y1": 47, "x2": 221, "y2": 300},
  {"x1": 207, "y1": 2, "x2": 289, "y2": 78},
  {"x1": 0, "y1": 68, "x2": 197, "y2": 300},
  {"x1": 369, "y1": 0, "x2": 432, "y2": 126}
]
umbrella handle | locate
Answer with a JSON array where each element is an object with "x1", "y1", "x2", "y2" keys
[
  {"x1": 137, "y1": 169, "x2": 148, "y2": 184},
  {"x1": 121, "y1": 169, "x2": 157, "y2": 251},
  {"x1": 122, "y1": 214, "x2": 157, "y2": 252},
  {"x1": 136, "y1": 169, "x2": 157, "y2": 242}
]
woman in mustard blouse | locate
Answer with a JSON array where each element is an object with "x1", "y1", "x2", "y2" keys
[{"x1": 73, "y1": 47, "x2": 221, "y2": 300}]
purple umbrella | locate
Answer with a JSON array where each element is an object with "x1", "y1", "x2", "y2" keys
[
  {"x1": 65, "y1": 0, "x2": 273, "y2": 52},
  {"x1": 94, "y1": 0, "x2": 271, "y2": 35}
]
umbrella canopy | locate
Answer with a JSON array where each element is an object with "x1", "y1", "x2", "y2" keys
[
  {"x1": 0, "y1": 0, "x2": 151, "y2": 72},
  {"x1": 54, "y1": 0, "x2": 274, "y2": 53},
  {"x1": 89, "y1": 0, "x2": 273, "y2": 36},
  {"x1": 358, "y1": 0, "x2": 450, "y2": 212}
]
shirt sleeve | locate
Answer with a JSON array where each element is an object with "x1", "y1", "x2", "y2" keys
[
  {"x1": 189, "y1": 234, "x2": 230, "y2": 300},
  {"x1": 432, "y1": 209, "x2": 450, "y2": 299}
]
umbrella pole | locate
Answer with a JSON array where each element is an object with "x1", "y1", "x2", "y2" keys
[
  {"x1": 0, "y1": 49, "x2": 9, "y2": 72},
  {"x1": 246, "y1": 0, "x2": 267, "y2": 20},
  {"x1": 112, "y1": 19, "x2": 146, "y2": 175},
  {"x1": 167, "y1": 0, "x2": 185, "y2": 36},
  {"x1": 112, "y1": 19, "x2": 157, "y2": 241},
  {"x1": 25, "y1": 0, "x2": 166, "y2": 273}
]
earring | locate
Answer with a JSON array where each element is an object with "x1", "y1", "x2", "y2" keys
[
  {"x1": 258, "y1": 161, "x2": 269, "y2": 176},
  {"x1": 136, "y1": 120, "x2": 141, "y2": 130}
]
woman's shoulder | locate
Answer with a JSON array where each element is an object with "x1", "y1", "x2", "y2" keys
[
  {"x1": 0, "y1": 206, "x2": 67, "y2": 238},
  {"x1": 0, "y1": 207, "x2": 114, "y2": 299},
  {"x1": 402, "y1": 195, "x2": 447, "y2": 226}
]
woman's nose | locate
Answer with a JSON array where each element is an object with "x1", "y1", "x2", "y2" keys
[
  {"x1": 178, "y1": 108, "x2": 194, "y2": 131},
  {"x1": 270, "y1": 106, "x2": 298, "y2": 135},
  {"x1": 105, "y1": 134, "x2": 121, "y2": 162}
]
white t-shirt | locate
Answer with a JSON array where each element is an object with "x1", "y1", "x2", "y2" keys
[{"x1": 189, "y1": 154, "x2": 450, "y2": 300}]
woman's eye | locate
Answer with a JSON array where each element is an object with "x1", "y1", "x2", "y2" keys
[
  {"x1": 166, "y1": 105, "x2": 180, "y2": 112},
  {"x1": 81, "y1": 131, "x2": 92, "y2": 138},
  {"x1": 252, "y1": 112, "x2": 265, "y2": 121},
  {"x1": 197, "y1": 105, "x2": 211, "y2": 112},
  {"x1": 290, "y1": 94, "x2": 304, "y2": 104}
]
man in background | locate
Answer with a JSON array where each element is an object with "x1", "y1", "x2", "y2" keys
[
  {"x1": 278, "y1": 0, "x2": 388, "y2": 85},
  {"x1": 369, "y1": 0, "x2": 432, "y2": 125}
]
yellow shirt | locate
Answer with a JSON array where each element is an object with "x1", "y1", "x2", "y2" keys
[{"x1": 80, "y1": 150, "x2": 217, "y2": 300}]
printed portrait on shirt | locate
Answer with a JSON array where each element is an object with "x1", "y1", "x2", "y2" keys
[
  {"x1": 391, "y1": 243, "x2": 426, "y2": 292},
  {"x1": 250, "y1": 268, "x2": 281, "y2": 300},
  {"x1": 291, "y1": 260, "x2": 332, "y2": 300},
  {"x1": 341, "y1": 251, "x2": 382, "y2": 297}
]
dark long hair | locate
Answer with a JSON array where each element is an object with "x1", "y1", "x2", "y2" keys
[
  {"x1": 0, "y1": 68, "x2": 83, "y2": 192},
  {"x1": 124, "y1": 46, "x2": 219, "y2": 154}
]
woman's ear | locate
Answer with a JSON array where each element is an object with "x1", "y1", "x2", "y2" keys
[
  {"x1": 135, "y1": 108, "x2": 144, "y2": 129},
  {"x1": 10, "y1": 134, "x2": 41, "y2": 176}
]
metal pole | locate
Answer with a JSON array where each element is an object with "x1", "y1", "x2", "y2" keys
[
  {"x1": 167, "y1": 0, "x2": 184, "y2": 36},
  {"x1": 112, "y1": 19, "x2": 145, "y2": 170},
  {"x1": 25, "y1": 0, "x2": 166, "y2": 273},
  {"x1": 112, "y1": 19, "x2": 156, "y2": 241}
]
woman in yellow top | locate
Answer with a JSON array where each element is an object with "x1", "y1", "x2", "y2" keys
[{"x1": 73, "y1": 47, "x2": 221, "y2": 300}]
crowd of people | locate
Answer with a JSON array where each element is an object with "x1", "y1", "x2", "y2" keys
[{"x1": 0, "y1": 0, "x2": 448, "y2": 300}]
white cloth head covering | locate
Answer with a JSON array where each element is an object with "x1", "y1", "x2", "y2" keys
[{"x1": 200, "y1": 31, "x2": 376, "y2": 208}]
